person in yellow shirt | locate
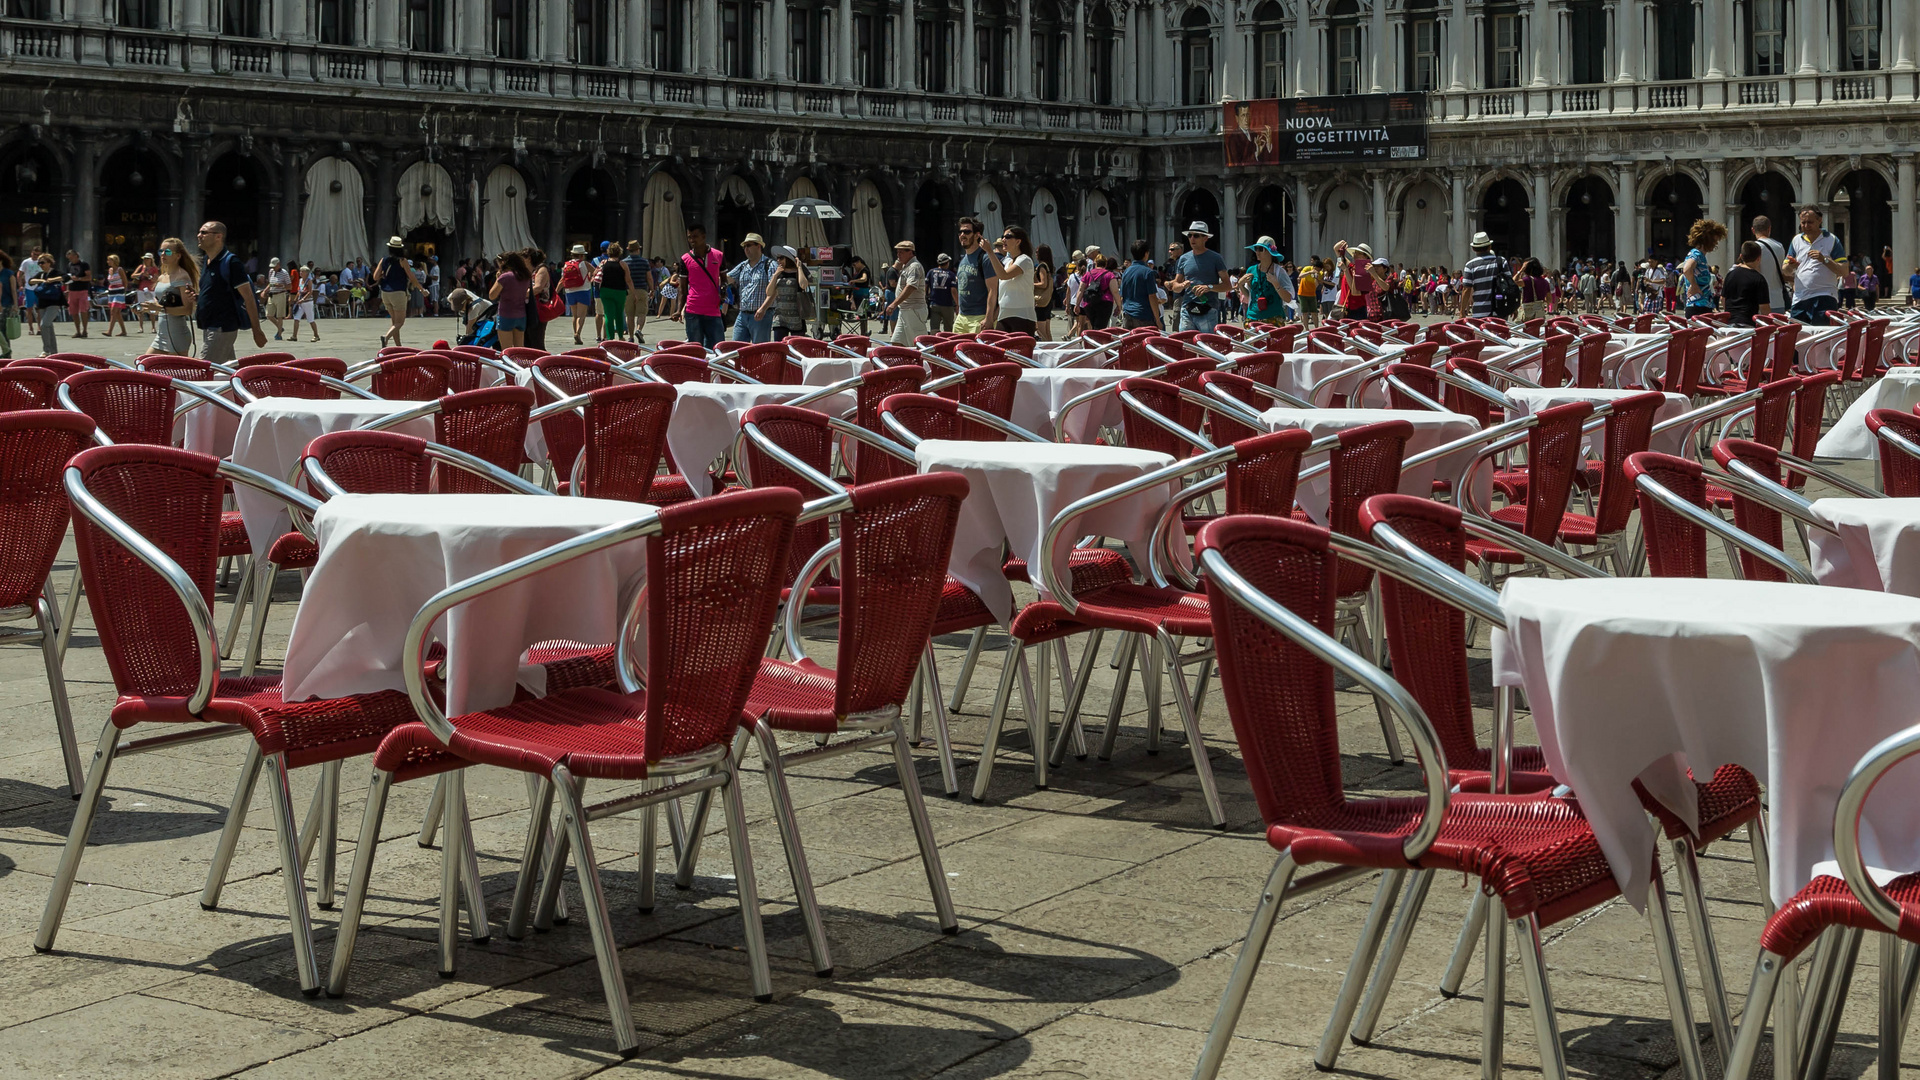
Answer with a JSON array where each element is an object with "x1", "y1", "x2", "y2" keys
[{"x1": 1296, "y1": 261, "x2": 1322, "y2": 328}]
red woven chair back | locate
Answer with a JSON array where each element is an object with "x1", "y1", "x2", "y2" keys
[
  {"x1": 1537, "y1": 334, "x2": 1575, "y2": 388},
  {"x1": 1305, "y1": 329, "x2": 1346, "y2": 354},
  {"x1": 235, "y1": 351, "x2": 296, "y2": 369},
  {"x1": 502, "y1": 346, "x2": 547, "y2": 366},
  {"x1": 1443, "y1": 338, "x2": 1488, "y2": 363},
  {"x1": 944, "y1": 362, "x2": 1021, "y2": 420},
  {"x1": 453, "y1": 344, "x2": 500, "y2": 361},
  {"x1": 1740, "y1": 324, "x2": 1777, "y2": 385},
  {"x1": 434, "y1": 385, "x2": 534, "y2": 493},
  {"x1": 834, "y1": 334, "x2": 872, "y2": 354},
  {"x1": 1787, "y1": 371, "x2": 1841, "y2": 489},
  {"x1": 1861, "y1": 319, "x2": 1889, "y2": 379},
  {"x1": 869, "y1": 346, "x2": 926, "y2": 368},
  {"x1": 1192, "y1": 333, "x2": 1235, "y2": 356},
  {"x1": 784, "y1": 337, "x2": 836, "y2": 358},
  {"x1": 880, "y1": 392, "x2": 1001, "y2": 443},
  {"x1": 1574, "y1": 333, "x2": 1609, "y2": 388},
  {"x1": 1196, "y1": 514, "x2": 1344, "y2": 827},
  {"x1": 286, "y1": 357, "x2": 350, "y2": 379},
  {"x1": 14, "y1": 359, "x2": 84, "y2": 379},
  {"x1": 307, "y1": 430, "x2": 433, "y2": 495},
  {"x1": 739, "y1": 404, "x2": 838, "y2": 585},
  {"x1": 1709, "y1": 438, "x2": 1790, "y2": 583},
  {"x1": 1113, "y1": 335, "x2": 1159, "y2": 371},
  {"x1": 602, "y1": 340, "x2": 643, "y2": 362},
  {"x1": 0, "y1": 367, "x2": 59, "y2": 411},
  {"x1": 856, "y1": 367, "x2": 927, "y2": 484},
  {"x1": 1442, "y1": 357, "x2": 1498, "y2": 429},
  {"x1": 532, "y1": 355, "x2": 615, "y2": 478},
  {"x1": 1867, "y1": 409, "x2": 1920, "y2": 496},
  {"x1": 67, "y1": 444, "x2": 224, "y2": 699},
  {"x1": 1260, "y1": 325, "x2": 1300, "y2": 352},
  {"x1": 734, "y1": 341, "x2": 803, "y2": 384},
  {"x1": 236, "y1": 365, "x2": 339, "y2": 401},
  {"x1": 955, "y1": 341, "x2": 1010, "y2": 368},
  {"x1": 645, "y1": 355, "x2": 712, "y2": 384},
  {"x1": 643, "y1": 489, "x2": 799, "y2": 759},
  {"x1": 577, "y1": 382, "x2": 675, "y2": 501},
  {"x1": 1383, "y1": 362, "x2": 1442, "y2": 410},
  {"x1": 1588, "y1": 391, "x2": 1665, "y2": 537},
  {"x1": 1224, "y1": 429, "x2": 1310, "y2": 516},
  {"x1": 1329, "y1": 420, "x2": 1413, "y2": 596},
  {"x1": 64, "y1": 369, "x2": 176, "y2": 446},
  {"x1": 833, "y1": 473, "x2": 969, "y2": 716},
  {"x1": 714, "y1": 340, "x2": 748, "y2": 355},
  {"x1": 1744, "y1": 376, "x2": 1796, "y2": 449},
  {"x1": 441, "y1": 350, "x2": 486, "y2": 393},
  {"x1": 1227, "y1": 350, "x2": 1285, "y2": 388},
  {"x1": 997, "y1": 334, "x2": 1036, "y2": 358},
  {"x1": 1195, "y1": 371, "x2": 1267, "y2": 446},
  {"x1": 1834, "y1": 323, "x2": 1865, "y2": 383},
  {"x1": 1512, "y1": 402, "x2": 1594, "y2": 545},
  {"x1": 1118, "y1": 377, "x2": 1202, "y2": 459},
  {"x1": 138, "y1": 356, "x2": 214, "y2": 380},
  {"x1": 0, "y1": 411, "x2": 97, "y2": 608},
  {"x1": 1625, "y1": 451, "x2": 1710, "y2": 577},
  {"x1": 45, "y1": 353, "x2": 110, "y2": 369},
  {"x1": 372, "y1": 354, "x2": 454, "y2": 401}
]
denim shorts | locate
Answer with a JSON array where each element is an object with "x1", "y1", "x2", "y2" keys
[{"x1": 497, "y1": 316, "x2": 527, "y2": 331}]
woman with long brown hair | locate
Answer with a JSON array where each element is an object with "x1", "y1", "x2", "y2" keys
[
  {"x1": 142, "y1": 238, "x2": 198, "y2": 355},
  {"x1": 488, "y1": 249, "x2": 532, "y2": 349}
]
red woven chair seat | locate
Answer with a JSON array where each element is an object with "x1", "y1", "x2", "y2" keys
[
  {"x1": 526, "y1": 640, "x2": 621, "y2": 694},
  {"x1": 1555, "y1": 510, "x2": 1604, "y2": 546},
  {"x1": 1759, "y1": 873, "x2": 1920, "y2": 962},
  {"x1": 1491, "y1": 467, "x2": 1529, "y2": 503},
  {"x1": 429, "y1": 686, "x2": 683, "y2": 782},
  {"x1": 266, "y1": 531, "x2": 318, "y2": 570},
  {"x1": 1463, "y1": 505, "x2": 1531, "y2": 565},
  {"x1": 743, "y1": 657, "x2": 843, "y2": 734},
  {"x1": 1275, "y1": 791, "x2": 1621, "y2": 927},
  {"x1": 219, "y1": 510, "x2": 251, "y2": 557},
  {"x1": 1447, "y1": 744, "x2": 1554, "y2": 793},
  {"x1": 1011, "y1": 583, "x2": 1211, "y2": 641},
  {"x1": 110, "y1": 678, "x2": 416, "y2": 769},
  {"x1": 1001, "y1": 547, "x2": 1133, "y2": 594},
  {"x1": 930, "y1": 579, "x2": 995, "y2": 637},
  {"x1": 648, "y1": 474, "x2": 697, "y2": 506},
  {"x1": 1633, "y1": 763, "x2": 1762, "y2": 848}
]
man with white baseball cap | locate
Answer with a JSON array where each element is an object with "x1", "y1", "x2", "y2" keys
[{"x1": 1169, "y1": 220, "x2": 1229, "y2": 332}]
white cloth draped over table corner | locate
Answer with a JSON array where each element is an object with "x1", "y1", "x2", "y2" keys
[
  {"x1": 229, "y1": 399, "x2": 436, "y2": 556},
  {"x1": 1817, "y1": 366, "x2": 1920, "y2": 459},
  {"x1": 1259, "y1": 406, "x2": 1491, "y2": 522},
  {"x1": 1808, "y1": 497, "x2": 1920, "y2": 596},
  {"x1": 1501, "y1": 387, "x2": 1692, "y2": 457}
]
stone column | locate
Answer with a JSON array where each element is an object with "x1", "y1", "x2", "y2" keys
[
  {"x1": 1707, "y1": 158, "x2": 1727, "y2": 233},
  {"x1": 181, "y1": 0, "x2": 211, "y2": 32},
  {"x1": 1893, "y1": 0, "x2": 1914, "y2": 72},
  {"x1": 1371, "y1": 171, "x2": 1389, "y2": 260},
  {"x1": 960, "y1": 0, "x2": 975, "y2": 93},
  {"x1": 1447, "y1": 0, "x2": 1467, "y2": 88},
  {"x1": 1152, "y1": 3, "x2": 1171, "y2": 106},
  {"x1": 1450, "y1": 171, "x2": 1468, "y2": 261},
  {"x1": 1296, "y1": 0, "x2": 1317, "y2": 94},
  {"x1": 699, "y1": 0, "x2": 721, "y2": 74},
  {"x1": 1016, "y1": 0, "x2": 1031, "y2": 98},
  {"x1": 278, "y1": 0, "x2": 311, "y2": 42},
  {"x1": 625, "y1": 0, "x2": 649, "y2": 68},
  {"x1": 545, "y1": 0, "x2": 571, "y2": 61},
  {"x1": 1529, "y1": 170, "x2": 1549, "y2": 262},
  {"x1": 458, "y1": 0, "x2": 489, "y2": 55},
  {"x1": 179, "y1": 139, "x2": 206, "y2": 238},
  {"x1": 1616, "y1": 0, "x2": 1638, "y2": 81},
  {"x1": 1371, "y1": 0, "x2": 1387, "y2": 91},
  {"x1": 372, "y1": 0, "x2": 402, "y2": 48},
  {"x1": 898, "y1": 0, "x2": 917, "y2": 89},
  {"x1": 1898, "y1": 155, "x2": 1917, "y2": 299},
  {"x1": 1799, "y1": 157, "x2": 1819, "y2": 215},
  {"x1": 1796, "y1": 0, "x2": 1820, "y2": 74},
  {"x1": 1297, "y1": 174, "x2": 1315, "y2": 263},
  {"x1": 1070, "y1": 0, "x2": 1086, "y2": 101},
  {"x1": 71, "y1": 139, "x2": 99, "y2": 264},
  {"x1": 836, "y1": 0, "x2": 853, "y2": 85},
  {"x1": 1614, "y1": 161, "x2": 1637, "y2": 263},
  {"x1": 769, "y1": 0, "x2": 788, "y2": 79},
  {"x1": 1530, "y1": 0, "x2": 1550, "y2": 85}
]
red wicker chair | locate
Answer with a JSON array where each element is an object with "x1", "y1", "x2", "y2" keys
[
  {"x1": 570, "y1": 382, "x2": 692, "y2": 504},
  {"x1": 59, "y1": 367, "x2": 177, "y2": 446},
  {"x1": 1868, "y1": 408, "x2": 1920, "y2": 496},
  {"x1": 35, "y1": 444, "x2": 426, "y2": 997},
  {"x1": 138, "y1": 355, "x2": 216, "y2": 380},
  {"x1": 934, "y1": 360, "x2": 1022, "y2": 420},
  {"x1": 530, "y1": 353, "x2": 615, "y2": 481},
  {"x1": 1555, "y1": 391, "x2": 1664, "y2": 572},
  {"x1": 732, "y1": 341, "x2": 804, "y2": 384},
  {"x1": 285, "y1": 357, "x2": 350, "y2": 379},
  {"x1": 642, "y1": 353, "x2": 713, "y2": 384},
  {"x1": 43, "y1": 352, "x2": 110, "y2": 368},
  {"x1": 853, "y1": 365, "x2": 927, "y2": 484},
  {"x1": 0, "y1": 365, "x2": 59, "y2": 411},
  {"x1": 370, "y1": 353, "x2": 454, "y2": 400},
  {"x1": 233, "y1": 364, "x2": 340, "y2": 402},
  {"x1": 1573, "y1": 332, "x2": 1609, "y2": 388},
  {"x1": 12, "y1": 357, "x2": 87, "y2": 379},
  {"x1": 1474, "y1": 402, "x2": 1594, "y2": 573},
  {"x1": 783, "y1": 336, "x2": 837, "y2": 358},
  {"x1": 234, "y1": 351, "x2": 296, "y2": 369},
  {"x1": 433, "y1": 385, "x2": 534, "y2": 494},
  {"x1": 325, "y1": 488, "x2": 801, "y2": 1055}
]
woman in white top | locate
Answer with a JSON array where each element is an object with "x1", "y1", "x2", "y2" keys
[{"x1": 988, "y1": 225, "x2": 1039, "y2": 333}]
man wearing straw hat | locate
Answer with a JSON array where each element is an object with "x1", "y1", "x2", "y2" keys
[{"x1": 887, "y1": 240, "x2": 928, "y2": 345}]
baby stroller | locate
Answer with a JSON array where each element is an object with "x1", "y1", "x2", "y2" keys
[{"x1": 456, "y1": 295, "x2": 498, "y2": 349}]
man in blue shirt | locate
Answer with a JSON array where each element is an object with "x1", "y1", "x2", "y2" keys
[
  {"x1": 1119, "y1": 240, "x2": 1162, "y2": 330},
  {"x1": 726, "y1": 233, "x2": 777, "y2": 342},
  {"x1": 927, "y1": 253, "x2": 957, "y2": 331},
  {"x1": 953, "y1": 217, "x2": 992, "y2": 334},
  {"x1": 1170, "y1": 221, "x2": 1229, "y2": 333},
  {"x1": 194, "y1": 220, "x2": 266, "y2": 365}
]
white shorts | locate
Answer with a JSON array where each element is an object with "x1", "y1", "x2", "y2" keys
[{"x1": 294, "y1": 301, "x2": 317, "y2": 322}]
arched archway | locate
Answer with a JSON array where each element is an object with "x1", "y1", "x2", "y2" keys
[
  {"x1": 913, "y1": 181, "x2": 956, "y2": 263},
  {"x1": 1396, "y1": 180, "x2": 1449, "y2": 269},
  {"x1": 1738, "y1": 171, "x2": 1796, "y2": 244},
  {"x1": 1029, "y1": 187, "x2": 1068, "y2": 264},
  {"x1": 1178, "y1": 188, "x2": 1219, "y2": 239},
  {"x1": 204, "y1": 152, "x2": 269, "y2": 262},
  {"x1": 99, "y1": 146, "x2": 166, "y2": 269},
  {"x1": 1480, "y1": 177, "x2": 1529, "y2": 260},
  {"x1": 1247, "y1": 184, "x2": 1292, "y2": 259},
  {"x1": 1832, "y1": 168, "x2": 1893, "y2": 289},
  {"x1": 641, "y1": 170, "x2": 685, "y2": 261},
  {"x1": 1082, "y1": 190, "x2": 1120, "y2": 258},
  {"x1": 850, "y1": 178, "x2": 891, "y2": 271},
  {"x1": 1322, "y1": 181, "x2": 1369, "y2": 253},
  {"x1": 1563, "y1": 175, "x2": 1615, "y2": 264},
  {"x1": 972, "y1": 182, "x2": 1006, "y2": 241},
  {"x1": 563, "y1": 165, "x2": 618, "y2": 255},
  {"x1": 1647, "y1": 173, "x2": 1703, "y2": 263},
  {"x1": 482, "y1": 164, "x2": 537, "y2": 256},
  {"x1": 398, "y1": 160, "x2": 455, "y2": 262},
  {"x1": 714, "y1": 173, "x2": 758, "y2": 267},
  {"x1": 0, "y1": 144, "x2": 60, "y2": 254}
]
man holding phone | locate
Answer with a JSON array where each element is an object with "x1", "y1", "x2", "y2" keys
[{"x1": 1783, "y1": 206, "x2": 1845, "y2": 325}]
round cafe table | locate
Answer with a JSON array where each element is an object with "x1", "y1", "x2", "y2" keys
[
  {"x1": 1502, "y1": 386, "x2": 1691, "y2": 456},
  {"x1": 915, "y1": 439, "x2": 1173, "y2": 625},
  {"x1": 1010, "y1": 368, "x2": 1129, "y2": 443},
  {"x1": 1493, "y1": 575, "x2": 1920, "y2": 908},
  {"x1": 666, "y1": 383, "x2": 856, "y2": 497},
  {"x1": 1816, "y1": 366, "x2": 1920, "y2": 459},
  {"x1": 229, "y1": 398, "x2": 433, "y2": 556},
  {"x1": 281, "y1": 493, "x2": 653, "y2": 717},
  {"x1": 176, "y1": 380, "x2": 241, "y2": 457},
  {"x1": 1808, "y1": 497, "x2": 1920, "y2": 596},
  {"x1": 1258, "y1": 406, "x2": 1491, "y2": 522}
]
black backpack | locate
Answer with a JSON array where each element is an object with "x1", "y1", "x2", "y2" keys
[{"x1": 1487, "y1": 258, "x2": 1520, "y2": 317}]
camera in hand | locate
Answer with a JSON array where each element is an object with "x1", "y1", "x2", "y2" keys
[{"x1": 158, "y1": 286, "x2": 183, "y2": 308}]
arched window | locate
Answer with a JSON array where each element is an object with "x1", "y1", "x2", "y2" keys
[
  {"x1": 1031, "y1": 0, "x2": 1066, "y2": 101},
  {"x1": 1252, "y1": 0, "x2": 1286, "y2": 97},
  {"x1": 1180, "y1": 6, "x2": 1212, "y2": 106},
  {"x1": 1746, "y1": 0, "x2": 1786, "y2": 74},
  {"x1": 574, "y1": 0, "x2": 610, "y2": 64},
  {"x1": 1654, "y1": 0, "x2": 1693, "y2": 79},
  {"x1": 854, "y1": 2, "x2": 891, "y2": 88},
  {"x1": 976, "y1": 0, "x2": 1012, "y2": 96},
  {"x1": 651, "y1": 0, "x2": 687, "y2": 70},
  {"x1": 916, "y1": 0, "x2": 957, "y2": 91},
  {"x1": 789, "y1": 2, "x2": 830, "y2": 82},
  {"x1": 1568, "y1": 0, "x2": 1605, "y2": 83},
  {"x1": 491, "y1": 0, "x2": 529, "y2": 59},
  {"x1": 1482, "y1": 1, "x2": 1520, "y2": 88},
  {"x1": 1841, "y1": 0, "x2": 1881, "y2": 70},
  {"x1": 223, "y1": 0, "x2": 263, "y2": 37},
  {"x1": 316, "y1": 0, "x2": 355, "y2": 43},
  {"x1": 1087, "y1": 3, "x2": 1117, "y2": 104},
  {"x1": 407, "y1": 0, "x2": 447, "y2": 50},
  {"x1": 1402, "y1": 0, "x2": 1437, "y2": 91},
  {"x1": 1327, "y1": 0, "x2": 1361, "y2": 95}
]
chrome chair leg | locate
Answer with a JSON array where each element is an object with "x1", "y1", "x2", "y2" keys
[
  {"x1": 265, "y1": 751, "x2": 322, "y2": 996},
  {"x1": 718, "y1": 753, "x2": 774, "y2": 1004},
  {"x1": 673, "y1": 726, "x2": 750, "y2": 889},
  {"x1": 457, "y1": 789, "x2": 488, "y2": 943},
  {"x1": 636, "y1": 780, "x2": 658, "y2": 914},
  {"x1": 1351, "y1": 868, "x2": 1435, "y2": 1045},
  {"x1": 315, "y1": 759, "x2": 342, "y2": 909},
  {"x1": 201, "y1": 741, "x2": 265, "y2": 910},
  {"x1": 531, "y1": 775, "x2": 578, "y2": 934},
  {"x1": 552, "y1": 764, "x2": 642, "y2": 1057},
  {"x1": 1482, "y1": 904, "x2": 1508, "y2": 1080},
  {"x1": 1722, "y1": 950, "x2": 1787, "y2": 1080},
  {"x1": 1315, "y1": 869, "x2": 1406, "y2": 1070},
  {"x1": 1191, "y1": 854, "x2": 1298, "y2": 1080},
  {"x1": 1514, "y1": 913, "x2": 1573, "y2": 1080},
  {"x1": 1670, "y1": 835, "x2": 1734, "y2": 1055},
  {"x1": 971, "y1": 639, "x2": 1026, "y2": 802},
  {"x1": 241, "y1": 559, "x2": 278, "y2": 677},
  {"x1": 1648, "y1": 872, "x2": 1710, "y2": 1080},
  {"x1": 507, "y1": 776, "x2": 556, "y2": 941},
  {"x1": 417, "y1": 773, "x2": 445, "y2": 847},
  {"x1": 35, "y1": 720, "x2": 121, "y2": 953},
  {"x1": 35, "y1": 598, "x2": 83, "y2": 795},
  {"x1": 1881, "y1": 934, "x2": 1902, "y2": 1080},
  {"x1": 55, "y1": 563, "x2": 82, "y2": 661},
  {"x1": 1161, "y1": 629, "x2": 1225, "y2": 828},
  {"x1": 752, "y1": 719, "x2": 833, "y2": 976},
  {"x1": 1441, "y1": 888, "x2": 1491, "y2": 997},
  {"x1": 921, "y1": 645, "x2": 960, "y2": 795},
  {"x1": 1802, "y1": 928, "x2": 1863, "y2": 1080},
  {"x1": 219, "y1": 557, "x2": 253, "y2": 660},
  {"x1": 890, "y1": 718, "x2": 958, "y2": 934},
  {"x1": 437, "y1": 768, "x2": 467, "y2": 977},
  {"x1": 1142, "y1": 634, "x2": 1164, "y2": 755},
  {"x1": 947, "y1": 626, "x2": 987, "y2": 712},
  {"x1": 325, "y1": 767, "x2": 392, "y2": 997},
  {"x1": 1098, "y1": 633, "x2": 1140, "y2": 761}
]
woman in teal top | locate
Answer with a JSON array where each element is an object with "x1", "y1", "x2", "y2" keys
[{"x1": 1679, "y1": 219, "x2": 1727, "y2": 315}]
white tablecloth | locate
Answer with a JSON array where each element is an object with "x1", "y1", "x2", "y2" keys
[
  {"x1": 1277, "y1": 352, "x2": 1371, "y2": 405},
  {"x1": 1259, "y1": 407, "x2": 1490, "y2": 522},
  {"x1": 1032, "y1": 344, "x2": 1114, "y2": 369},
  {"x1": 1808, "y1": 497, "x2": 1920, "y2": 596},
  {"x1": 1503, "y1": 387, "x2": 1691, "y2": 457},
  {"x1": 1493, "y1": 576, "x2": 1920, "y2": 907},
  {"x1": 283, "y1": 493, "x2": 652, "y2": 716},
  {"x1": 229, "y1": 399, "x2": 431, "y2": 556},
  {"x1": 1599, "y1": 334, "x2": 1672, "y2": 388},
  {"x1": 177, "y1": 381, "x2": 240, "y2": 457},
  {"x1": 800, "y1": 356, "x2": 868, "y2": 386},
  {"x1": 1817, "y1": 366, "x2": 1920, "y2": 459},
  {"x1": 668, "y1": 383, "x2": 855, "y2": 496},
  {"x1": 915, "y1": 440, "x2": 1173, "y2": 624},
  {"x1": 1010, "y1": 368, "x2": 1129, "y2": 443}
]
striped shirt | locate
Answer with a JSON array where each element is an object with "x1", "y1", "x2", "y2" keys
[{"x1": 1464, "y1": 253, "x2": 1505, "y2": 317}]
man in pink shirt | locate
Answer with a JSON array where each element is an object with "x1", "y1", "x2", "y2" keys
[{"x1": 673, "y1": 223, "x2": 727, "y2": 347}]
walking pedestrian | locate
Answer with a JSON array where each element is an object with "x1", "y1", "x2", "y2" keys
[
  {"x1": 62, "y1": 249, "x2": 92, "y2": 338},
  {"x1": 0, "y1": 250, "x2": 15, "y2": 360},
  {"x1": 675, "y1": 223, "x2": 728, "y2": 348},
  {"x1": 1458, "y1": 231, "x2": 1505, "y2": 318},
  {"x1": 1295, "y1": 258, "x2": 1322, "y2": 328},
  {"x1": 726, "y1": 233, "x2": 777, "y2": 342},
  {"x1": 375, "y1": 237, "x2": 423, "y2": 347},
  {"x1": 1679, "y1": 219, "x2": 1726, "y2": 318},
  {"x1": 17, "y1": 247, "x2": 41, "y2": 332},
  {"x1": 927, "y1": 253, "x2": 957, "y2": 331},
  {"x1": 103, "y1": 254, "x2": 130, "y2": 337},
  {"x1": 1077, "y1": 247, "x2": 1117, "y2": 331},
  {"x1": 886, "y1": 240, "x2": 928, "y2": 345},
  {"x1": 1032, "y1": 245, "x2": 1057, "y2": 340},
  {"x1": 770, "y1": 247, "x2": 813, "y2": 340},
  {"x1": 623, "y1": 240, "x2": 650, "y2": 341},
  {"x1": 1169, "y1": 222, "x2": 1228, "y2": 332},
  {"x1": 1518, "y1": 258, "x2": 1550, "y2": 320},
  {"x1": 952, "y1": 217, "x2": 993, "y2": 334},
  {"x1": 427, "y1": 255, "x2": 442, "y2": 314},
  {"x1": 1119, "y1": 240, "x2": 1162, "y2": 330},
  {"x1": 1860, "y1": 262, "x2": 1880, "y2": 311},
  {"x1": 1749, "y1": 216, "x2": 1788, "y2": 313},
  {"x1": 488, "y1": 248, "x2": 531, "y2": 349},
  {"x1": 263, "y1": 256, "x2": 291, "y2": 339},
  {"x1": 986, "y1": 225, "x2": 1038, "y2": 335},
  {"x1": 193, "y1": 221, "x2": 265, "y2": 364},
  {"x1": 1236, "y1": 236, "x2": 1291, "y2": 325},
  {"x1": 597, "y1": 241, "x2": 633, "y2": 342},
  {"x1": 290, "y1": 263, "x2": 320, "y2": 341},
  {"x1": 524, "y1": 247, "x2": 554, "y2": 351}
]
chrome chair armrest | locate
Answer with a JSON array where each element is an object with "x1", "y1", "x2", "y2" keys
[
  {"x1": 782, "y1": 537, "x2": 844, "y2": 661},
  {"x1": 1360, "y1": 523, "x2": 1507, "y2": 623},
  {"x1": 1037, "y1": 447, "x2": 1236, "y2": 611},
  {"x1": 785, "y1": 375, "x2": 866, "y2": 409},
  {"x1": 1117, "y1": 389, "x2": 1216, "y2": 455},
  {"x1": 423, "y1": 441, "x2": 553, "y2": 496},
  {"x1": 740, "y1": 420, "x2": 850, "y2": 497},
  {"x1": 1650, "y1": 388, "x2": 1764, "y2": 458},
  {"x1": 1148, "y1": 472, "x2": 1225, "y2": 590},
  {"x1": 1632, "y1": 474, "x2": 1817, "y2": 584},
  {"x1": 217, "y1": 459, "x2": 325, "y2": 540},
  {"x1": 1834, "y1": 722, "x2": 1920, "y2": 931}
]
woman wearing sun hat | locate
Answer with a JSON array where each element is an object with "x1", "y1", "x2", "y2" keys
[
  {"x1": 375, "y1": 236, "x2": 424, "y2": 347},
  {"x1": 560, "y1": 243, "x2": 593, "y2": 343},
  {"x1": 1237, "y1": 236, "x2": 1294, "y2": 324}
]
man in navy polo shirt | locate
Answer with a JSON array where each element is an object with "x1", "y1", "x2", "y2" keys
[{"x1": 194, "y1": 220, "x2": 266, "y2": 365}]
